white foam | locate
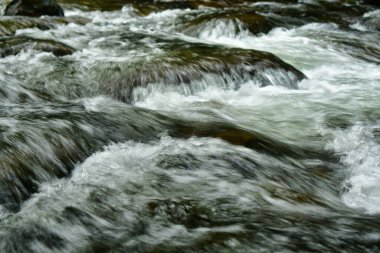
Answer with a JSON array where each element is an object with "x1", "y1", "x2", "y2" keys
[
  {"x1": 187, "y1": 18, "x2": 252, "y2": 41},
  {"x1": 328, "y1": 124, "x2": 380, "y2": 214}
]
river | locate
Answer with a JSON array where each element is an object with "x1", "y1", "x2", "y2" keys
[{"x1": 0, "y1": 0, "x2": 380, "y2": 252}]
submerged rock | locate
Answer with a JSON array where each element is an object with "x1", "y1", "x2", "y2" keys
[
  {"x1": 101, "y1": 42, "x2": 306, "y2": 103},
  {"x1": 4, "y1": 0, "x2": 64, "y2": 17},
  {"x1": 57, "y1": 0, "x2": 295, "y2": 12},
  {"x1": 131, "y1": 0, "x2": 299, "y2": 16},
  {"x1": 0, "y1": 36, "x2": 75, "y2": 57},
  {"x1": 334, "y1": 38, "x2": 380, "y2": 64},
  {"x1": 251, "y1": 1, "x2": 369, "y2": 30},
  {"x1": 362, "y1": 10, "x2": 380, "y2": 31},
  {"x1": 0, "y1": 98, "x2": 330, "y2": 208},
  {"x1": 0, "y1": 16, "x2": 53, "y2": 36},
  {"x1": 0, "y1": 16, "x2": 91, "y2": 36}
]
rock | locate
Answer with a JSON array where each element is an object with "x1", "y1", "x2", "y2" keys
[
  {"x1": 131, "y1": 1, "x2": 292, "y2": 16},
  {"x1": 0, "y1": 16, "x2": 54, "y2": 36},
  {"x1": 57, "y1": 0, "x2": 296, "y2": 13},
  {"x1": 180, "y1": 10, "x2": 277, "y2": 36},
  {"x1": 4, "y1": 0, "x2": 64, "y2": 17},
  {"x1": 57, "y1": 0, "x2": 239, "y2": 12},
  {"x1": 362, "y1": 10, "x2": 380, "y2": 31},
  {"x1": 58, "y1": 0, "x2": 134, "y2": 11},
  {"x1": 0, "y1": 101, "x2": 328, "y2": 208},
  {"x1": 363, "y1": 0, "x2": 380, "y2": 6},
  {"x1": 252, "y1": 1, "x2": 369, "y2": 30},
  {"x1": 0, "y1": 16, "x2": 91, "y2": 36},
  {"x1": 0, "y1": 36, "x2": 75, "y2": 57},
  {"x1": 99, "y1": 42, "x2": 306, "y2": 103}
]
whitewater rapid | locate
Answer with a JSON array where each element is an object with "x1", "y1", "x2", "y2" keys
[{"x1": 0, "y1": 1, "x2": 380, "y2": 252}]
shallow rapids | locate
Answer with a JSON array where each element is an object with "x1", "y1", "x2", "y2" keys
[{"x1": 0, "y1": 0, "x2": 380, "y2": 252}]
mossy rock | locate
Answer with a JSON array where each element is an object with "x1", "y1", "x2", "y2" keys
[{"x1": 0, "y1": 36, "x2": 75, "y2": 57}]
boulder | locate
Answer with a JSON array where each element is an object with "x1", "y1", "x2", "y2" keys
[
  {"x1": 251, "y1": 1, "x2": 369, "y2": 30},
  {"x1": 180, "y1": 10, "x2": 277, "y2": 36},
  {"x1": 0, "y1": 36, "x2": 75, "y2": 57},
  {"x1": 57, "y1": 0, "x2": 297, "y2": 13},
  {"x1": 0, "y1": 16, "x2": 91, "y2": 36},
  {"x1": 0, "y1": 16, "x2": 53, "y2": 36},
  {"x1": 99, "y1": 42, "x2": 306, "y2": 103},
  {"x1": 363, "y1": 0, "x2": 380, "y2": 6},
  {"x1": 4, "y1": 0, "x2": 64, "y2": 17},
  {"x1": 0, "y1": 101, "x2": 328, "y2": 209}
]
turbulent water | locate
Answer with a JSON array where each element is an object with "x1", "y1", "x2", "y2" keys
[{"x1": 0, "y1": 0, "x2": 380, "y2": 252}]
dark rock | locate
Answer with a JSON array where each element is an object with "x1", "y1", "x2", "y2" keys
[
  {"x1": 180, "y1": 10, "x2": 277, "y2": 36},
  {"x1": 58, "y1": 0, "x2": 134, "y2": 11},
  {"x1": 131, "y1": 0, "x2": 298, "y2": 16},
  {"x1": 4, "y1": 0, "x2": 64, "y2": 17},
  {"x1": 0, "y1": 16, "x2": 91, "y2": 36},
  {"x1": 57, "y1": 0, "x2": 296, "y2": 12},
  {"x1": 100, "y1": 42, "x2": 306, "y2": 103},
  {"x1": 0, "y1": 99, "x2": 330, "y2": 209},
  {"x1": 0, "y1": 36, "x2": 75, "y2": 57},
  {"x1": 0, "y1": 16, "x2": 53, "y2": 36},
  {"x1": 327, "y1": 36, "x2": 380, "y2": 64},
  {"x1": 252, "y1": 1, "x2": 369, "y2": 30},
  {"x1": 363, "y1": 0, "x2": 380, "y2": 6}
]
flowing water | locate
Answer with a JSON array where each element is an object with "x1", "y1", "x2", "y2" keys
[{"x1": 0, "y1": 0, "x2": 380, "y2": 252}]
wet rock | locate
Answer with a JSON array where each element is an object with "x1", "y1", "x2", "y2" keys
[
  {"x1": 0, "y1": 36, "x2": 75, "y2": 57},
  {"x1": 59, "y1": 0, "x2": 224, "y2": 12},
  {"x1": 251, "y1": 1, "x2": 369, "y2": 30},
  {"x1": 0, "y1": 16, "x2": 91, "y2": 36},
  {"x1": 0, "y1": 16, "x2": 52, "y2": 36},
  {"x1": 362, "y1": 10, "x2": 380, "y2": 31},
  {"x1": 131, "y1": 0, "x2": 298, "y2": 16},
  {"x1": 169, "y1": 120, "x2": 333, "y2": 161},
  {"x1": 127, "y1": 1, "x2": 370, "y2": 32},
  {"x1": 363, "y1": 0, "x2": 380, "y2": 6},
  {"x1": 50, "y1": 15, "x2": 91, "y2": 26},
  {"x1": 147, "y1": 199, "x2": 211, "y2": 228},
  {"x1": 0, "y1": 99, "x2": 330, "y2": 208},
  {"x1": 0, "y1": 75, "x2": 54, "y2": 103},
  {"x1": 58, "y1": 0, "x2": 134, "y2": 11},
  {"x1": 335, "y1": 39, "x2": 380, "y2": 64},
  {"x1": 0, "y1": 102, "x2": 169, "y2": 207},
  {"x1": 101, "y1": 42, "x2": 306, "y2": 103},
  {"x1": 56, "y1": 0, "x2": 296, "y2": 12},
  {"x1": 4, "y1": 0, "x2": 64, "y2": 17},
  {"x1": 180, "y1": 10, "x2": 277, "y2": 36}
]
